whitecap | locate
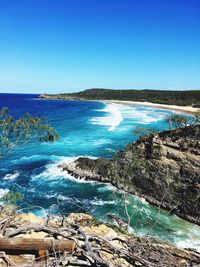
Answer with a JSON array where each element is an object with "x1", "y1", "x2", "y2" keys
[
  {"x1": 117, "y1": 105, "x2": 165, "y2": 124},
  {"x1": 139, "y1": 197, "x2": 149, "y2": 205},
  {"x1": 97, "y1": 184, "x2": 115, "y2": 192},
  {"x1": 174, "y1": 223, "x2": 200, "y2": 252},
  {"x1": 3, "y1": 171, "x2": 20, "y2": 180},
  {"x1": 12, "y1": 154, "x2": 62, "y2": 164},
  {"x1": 89, "y1": 103, "x2": 123, "y2": 131},
  {"x1": 56, "y1": 194, "x2": 71, "y2": 201},
  {"x1": 0, "y1": 188, "x2": 9, "y2": 198},
  {"x1": 45, "y1": 193, "x2": 58, "y2": 199},
  {"x1": 175, "y1": 238, "x2": 200, "y2": 252},
  {"x1": 91, "y1": 139, "x2": 112, "y2": 146},
  {"x1": 89, "y1": 103, "x2": 171, "y2": 132},
  {"x1": 31, "y1": 156, "x2": 100, "y2": 184},
  {"x1": 90, "y1": 199, "x2": 116, "y2": 206}
]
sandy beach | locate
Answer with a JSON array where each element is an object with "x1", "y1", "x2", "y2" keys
[
  {"x1": 102, "y1": 100, "x2": 199, "y2": 114},
  {"x1": 39, "y1": 95, "x2": 199, "y2": 114}
]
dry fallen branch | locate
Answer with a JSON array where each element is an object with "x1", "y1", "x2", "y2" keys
[
  {"x1": 0, "y1": 251, "x2": 17, "y2": 267},
  {"x1": 0, "y1": 211, "x2": 199, "y2": 267},
  {"x1": 78, "y1": 226, "x2": 109, "y2": 267},
  {"x1": 5, "y1": 224, "x2": 77, "y2": 238}
]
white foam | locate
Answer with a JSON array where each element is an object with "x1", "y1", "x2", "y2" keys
[
  {"x1": 89, "y1": 103, "x2": 171, "y2": 132},
  {"x1": 3, "y1": 171, "x2": 20, "y2": 180},
  {"x1": 31, "y1": 156, "x2": 76, "y2": 181},
  {"x1": 176, "y1": 239, "x2": 200, "y2": 252},
  {"x1": 12, "y1": 154, "x2": 61, "y2": 164},
  {"x1": 117, "y1": 105, "x2": 166, "y2": 124},
  {"x1": 0, "y1": 189, "x2": 9, "y2": 198},
  {"x1": 89, "y1": 103, "x2": 123, "y2": 131},
  {"x1": 44, "y1": 193, "x2": 58, "y2": 199},
  {"x1": 97, "y1": 184, "x2": 115, "y2": 192},
  {"x1": 175, "y1": 223, "x2": 200, "y2": 252},
  {"x1": 56, "y1": 194, "x2": 71, "y2": 201},
  {"x1": 91, "y1": 139, "x2": 112, "y2": 146},
  {"x1": 139, "y1": 197, "x2": 149, "y2": 205},
  {"x1": 90, "y1": 199, "x2": 116, "y2": 206},
  {"x1": 31, "y1": 156, "x2": 100, "y2": 184}
]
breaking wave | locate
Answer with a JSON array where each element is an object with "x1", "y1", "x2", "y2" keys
[
  {"x1": 0, "y1": 188, "x2": 9, "y2": 198},
  {"x1": 3, "y1": 171, "x2": 20, "y2": 180},
  {"x1": 31, "y1": 156, "x2": 99, "y2": 184},
  {"x1": 89, "y1": 102, "x2": 171, "y2": 132},
  {"x1": 89, "y1": 103, "x2": 123, "y2": 131}
]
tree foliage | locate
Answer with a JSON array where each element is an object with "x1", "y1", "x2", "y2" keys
[
  {"x1": 165, "y1": 109, "x2": 200, "y2": 130},
  {"x1": 0, "y1": 107, "x2": 59, "y2": 158},
  {"x1": 195, "y1": 110, "x2": 200, "y2": 124},
  {"x1": 165, "y1": 114, "x2": 191, "y2": 129},
  {"x1": 53, "y1": 88, "x2": 200, "y2": 107},
  {"x1": 133, "y1": 126, "x2": 158, "y2": 138},
  {"x1": 0, "y1": 191, "x2": 24, "y2": 205}
]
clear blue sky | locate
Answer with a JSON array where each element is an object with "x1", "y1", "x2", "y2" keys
[{"x1": 0, "y1": 0, "x2": 200, "y2": 93}]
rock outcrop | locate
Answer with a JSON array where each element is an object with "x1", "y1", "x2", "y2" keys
[
  {"x1": 0, "y1": 209, "x2": 200, "y2": 266},
  {"x1": 60, "y1": 124, "x2": 200, "y2": 225}
]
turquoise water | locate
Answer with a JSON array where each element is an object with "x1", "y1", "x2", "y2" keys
[{"x1": 0, "y1": 93, "x2": 199, "y2": 251}]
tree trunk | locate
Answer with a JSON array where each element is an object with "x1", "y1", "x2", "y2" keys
[{"x1": 0, "y1": 238, "x2": 76, "y2": 253}]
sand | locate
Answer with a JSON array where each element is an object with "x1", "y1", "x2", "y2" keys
[{"x1": 102, "y1": 100, "x2": 199, "y2": 114}]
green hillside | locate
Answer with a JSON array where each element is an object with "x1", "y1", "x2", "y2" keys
[{"x1": 57, "y1": 88, "x2": 200, "y2": 107}]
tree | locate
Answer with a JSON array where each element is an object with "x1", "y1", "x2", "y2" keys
[
  {"x1": 165, "y1": 114, "x2": 190, "y2": 129},
  {"x1": 133, "y1": 126, "x2": 158, "y2": 138},
  {"x1": 0, "y1": 107, "x2": 59, "y2": 158},
  {"x1": 194, "y1": 109, "x2": 200, "y2": 124},
  {"x1": 0, "y1": 191, "x2": 24, "y2": 205}
]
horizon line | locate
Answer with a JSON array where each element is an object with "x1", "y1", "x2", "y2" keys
[{"x1": 1, "y1": 87, "x2": 200, "y2": 95}]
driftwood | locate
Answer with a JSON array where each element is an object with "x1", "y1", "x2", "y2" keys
[
  {"x1": 5, "y1": 224, "x2": 77, "y2": 238},
  {"x1": 0, "y1": 211, "x2": 200, "y2": 267},
  {"x1": 0, "y1": 237, "x2": 76, "y2": 253},
  {"x1": 78, "y1": 226, "x2": 108, "y2": 267}
]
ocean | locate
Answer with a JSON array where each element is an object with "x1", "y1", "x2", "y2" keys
[{"x1": 0, "y1": 93, "x2": 200, "y2": 251}]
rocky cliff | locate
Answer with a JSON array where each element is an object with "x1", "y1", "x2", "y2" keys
[{"x1": 60, "y1": 124, "x2": 200, "y2": 225}]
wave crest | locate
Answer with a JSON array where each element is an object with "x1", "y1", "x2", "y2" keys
[
  {"x1": 0, "y1": 189, "x2": 9, "y2": 198},
  {"x1": 89, "y1": 103, "x2": 123, "y2": 131},
  {"x1": 3, "y1": 171, "x2": 20, "y2": 180}
]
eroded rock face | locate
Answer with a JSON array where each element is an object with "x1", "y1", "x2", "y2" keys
[
  {"x1": 60, "y1": 125, "x2": 200, "y2": 225},
  {"x1": 59, "y1": 157, "x2": 110, "y2": 182}
]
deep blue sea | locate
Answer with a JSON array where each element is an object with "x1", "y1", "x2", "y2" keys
[{"x1": 0, "y1": 93, "x2": 200, "y2": 251}]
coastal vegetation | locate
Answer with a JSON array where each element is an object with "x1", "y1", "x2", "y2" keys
[
  {"x1": 0, "y1": 191, "x2": 23, "y2": 205},
  {"x1": 60, "y1": 122, "x2": 200, "y2": 225},
  {"x1": 133, "y1": 126, "x2": 158, "y2": 138},
  {"x1": 1, "y1": 107, "x2": 200, "y2": 266},
  {"x1": 40, "y1": 88, "x2": 200, "y2": 107},
  {"x1": 0, "y1": 106, "x2": 60, "y2": 233},
  {"x1": 0, "y1": 107, "x2": 59, "y2": 158},
  {"x1": 165, "y1": 111, "x2": 200, "y2": 129}
]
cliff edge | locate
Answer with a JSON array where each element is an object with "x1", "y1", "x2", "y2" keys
[{"x1": 60, "y1": 124, "x2": 200, "y2": 225}]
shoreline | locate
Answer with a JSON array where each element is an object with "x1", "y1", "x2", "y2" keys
[
  {"x1": 59, "y1": 123, "x2": 200, "y2": 227},
  {"x1": 101, "y1": 99, "x2": 199, "y2": 114},
  {"x1": 38, "y1": 95, "x2": 199, "y2": 114}
]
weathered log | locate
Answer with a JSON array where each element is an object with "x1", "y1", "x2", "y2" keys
[{"x1": 0, "y1": 238, "x2": 76, "y2": 253}]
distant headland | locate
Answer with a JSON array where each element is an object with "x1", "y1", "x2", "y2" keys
[{"x1": 39, "y1": 88, "x2": 200, "y2": 113}]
